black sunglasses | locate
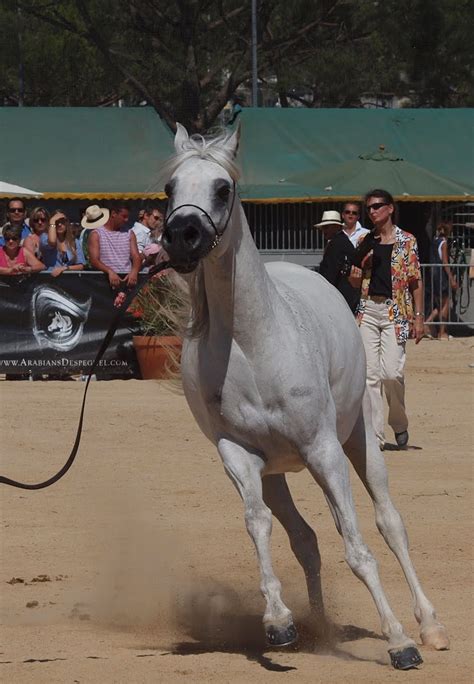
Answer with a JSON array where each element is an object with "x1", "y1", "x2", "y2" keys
[
  {"x1": 5, "y1": 235, "x2": 20, "y2": 242},
  {"x1": 366, "y1": 202, "x2": 389, "y2": 212},
  {"x1": 343, "y1": 210, "x2": 359, "y2": 215},
  {"x1": 33, "y1": 217, "x2": 47, "y2": 223},
  {"x1": 8, "y1": 207, "x2": 25, "y2": 213}
]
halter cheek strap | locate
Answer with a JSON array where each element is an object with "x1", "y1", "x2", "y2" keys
[{"x1": 164, "y1": 180, "x2": 237, "y2": 252}]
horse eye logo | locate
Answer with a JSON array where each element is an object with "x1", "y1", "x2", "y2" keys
[{"x1": 31, "y1": 285, "x2": 91, "y2": 351}]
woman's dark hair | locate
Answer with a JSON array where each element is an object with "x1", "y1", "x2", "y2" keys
[
  {"x1": 364, "y1": 188, "x2": 395, "y2": 205},
  {"x1": 364, "y1": 188, "x2": 398, "y2": 223},
  {"x1": 2, "y1": 224, "x2": 22, "y2": 239}
]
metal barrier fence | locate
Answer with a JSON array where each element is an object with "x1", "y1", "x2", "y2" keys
[
  {"x1": 421, "y1": 262, "x2": 473, "y2": 327},
  {"x1": 242, "y1": 200, "x2": 474, "y2": 253},
  {"x1": 244, "y1": 201, "x2": 333, "y2": 251}
]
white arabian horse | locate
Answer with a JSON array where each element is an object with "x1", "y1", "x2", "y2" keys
[{"x1": 161, "y1": 125, "x2": 449, "y2": 669}]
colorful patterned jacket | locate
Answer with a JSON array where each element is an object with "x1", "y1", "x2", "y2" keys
[{"x1": 356, "y1": 226, "x2": 421, "y2": 344}]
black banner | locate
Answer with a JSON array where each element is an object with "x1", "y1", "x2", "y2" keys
[{"x1": 0, "y1": 272, "x2": 146, "y2": 377}]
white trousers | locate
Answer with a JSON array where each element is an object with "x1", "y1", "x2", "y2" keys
[{"x1": 359, "y1": 299, "x2": 408, "y2": 446}]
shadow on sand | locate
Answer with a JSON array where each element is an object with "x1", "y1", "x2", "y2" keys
[{"x1": 137, "y1": 583, "x2": 387, "y2": 672}]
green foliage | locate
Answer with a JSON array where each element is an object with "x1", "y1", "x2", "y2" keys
[
  {"x1": 129, "y1": 274, "x2": 188, "y2": 337},
  {"x1": 2, "y1": 0, "x2": 472, "y2": 127}
]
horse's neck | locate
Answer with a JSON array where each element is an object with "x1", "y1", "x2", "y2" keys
[{"x1": 202, "y1": 206, "x2": 279, "y2": 347}]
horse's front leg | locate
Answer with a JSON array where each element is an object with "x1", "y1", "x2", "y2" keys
[{"x1": 218, "y1": 438, "x2": 297, "y2": 646}]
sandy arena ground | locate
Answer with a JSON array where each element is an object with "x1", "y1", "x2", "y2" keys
[{"x1": 0, "y1": 338, "x2": 473, "y2": 683}]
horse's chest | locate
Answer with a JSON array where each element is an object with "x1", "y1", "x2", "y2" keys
[{"x1": 183, "y1": 341, "x2": 311, "y2": 465}]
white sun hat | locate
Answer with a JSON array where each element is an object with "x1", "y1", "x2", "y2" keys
[
  {"x1": 313, "y1": 210, "x2": 343, "y2": 228},
  {"x1": 81, "y1": 204, "x2": 110, "y2": 229}
]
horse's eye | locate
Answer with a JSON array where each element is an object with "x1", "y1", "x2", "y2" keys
[
  {"x1": 164, "y1": 183, "x2": 173, "y2": 198},
  {"x1": 217, "y1": 185, "x2": 230, "y2": 201}
]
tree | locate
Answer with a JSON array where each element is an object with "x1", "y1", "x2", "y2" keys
[
  {"x1": 12, "y1": 0, "x2": 392, "y2": 130},
  {"x1": 2, "y1": 0, "x2": 472, "y2": 130}
]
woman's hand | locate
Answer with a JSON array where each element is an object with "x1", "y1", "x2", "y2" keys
[
  {"x1": 49, "y1": 212, "x2": 64, "y2": 227},
  {"x1": 11, "y1": 264, "x2": 31, "y2": 274},
  {"x1": 450, "y1": 275, "x2": 458, "y2": 291},
  {"x1": 414, "y1": 317, "x2": 424, "y2": 344},
  {"x1": 348, "y1": 265, "x2": 362, "y2": 288},
  {"x1": 51, "y1": 266, "x2": 66, "y2": 278}
]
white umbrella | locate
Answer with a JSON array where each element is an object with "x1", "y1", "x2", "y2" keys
[{"x1": 0, "y1": 180, "x2": 42, "y2": 198}]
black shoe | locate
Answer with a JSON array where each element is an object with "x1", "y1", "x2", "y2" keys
[{"x1": 395, "y1": 431, "x2": 409, "y2": 449}]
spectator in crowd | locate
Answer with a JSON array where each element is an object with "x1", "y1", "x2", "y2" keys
[
  {"x1": 79, "y1": 204, "x2": 104, "y2": 268},
  {"x1": 40, "y1": 211, "x2": 85, "y2": 277},
  {"x1": 349, "y1": 189, "x2": 424, "y2": 451},
  {"x1": 424, "y1": 222, "x2": 458, "y2": 340},
  {"x1": 341, "y1": 202, "x2": 369, "y2": 247},
  {"x1": 131, "y1": 206, "x2": 164, "y2": 268},
  {"x1": 0, "y1": 225, "x2": 45, "y2": 275},
  {"x1": 23, "y1": 206, "x2": 50, "y2": 259},
  {"x1": 88, "y1": 202, "x2": 141, "y2": 289},
  {"x1": 0, "y1": 198, "x2": 31, "y2": 246},
  {"x1": 316, "y1": 210, "x2": 361, "y2": 314}
]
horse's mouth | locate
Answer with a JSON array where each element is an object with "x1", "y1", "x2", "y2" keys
[{"x1": 172, "y1": 259, "x2": 199, "y2": 274}]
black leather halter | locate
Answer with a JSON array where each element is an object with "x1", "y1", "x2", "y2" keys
[{"x1": 163, "y1": 180, "x2": 237, "y2": 255}]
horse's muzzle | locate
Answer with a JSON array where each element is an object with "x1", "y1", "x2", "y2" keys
[{"x1": 162, "y1": 213, "x2": 214, "y2": 271}]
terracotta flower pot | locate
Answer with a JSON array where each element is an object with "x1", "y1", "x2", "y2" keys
[{"x1": 132, "y1": 335, "x2": 182, "y2": 380}]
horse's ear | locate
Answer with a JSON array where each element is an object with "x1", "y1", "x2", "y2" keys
[
  {"x1": 174, "y1": 123, "x2": 189, "y2": 152},
  {"x1": 225, "y1": 122, "x2": 241, "y2": 159}
]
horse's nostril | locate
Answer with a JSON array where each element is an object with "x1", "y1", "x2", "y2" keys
[{"x1": 183, "y1": 225, "x2": 200, "y2": 247}]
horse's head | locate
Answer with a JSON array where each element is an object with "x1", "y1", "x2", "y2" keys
[{"x1": 161, "y1": 124, "x2": 240, "y2": 273}]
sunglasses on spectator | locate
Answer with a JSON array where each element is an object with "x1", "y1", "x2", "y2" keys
[
  {"x1": 366, "y1": 202, "x2": 389, "y2": 212},
  {"x1": 152, "y1": 214, "x2": 161, "y2": 220},
  {"x1": 8, "y1": 207, "x2": 25, "y2": 213},
  {"x1": 32, "y1": 217, "x2": 47, "y2": 223},
  {"x1": 56, "y1": 219, "x2": 67, "y2": 226},
  {"x1": 343, "y1": 210, "x2": 359, "y2": 215},
  {"x1": 5, "y1": 235, "x2": 20, "y2": 242}
]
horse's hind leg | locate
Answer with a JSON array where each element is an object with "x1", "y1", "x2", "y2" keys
[
  {"x1": 343, "y1": 398, "x2": 449, "y2": 650},
  {"x1": 218, "y1": 439, "x2": 297, "y2": 646},
  {"x1": 262, "y1": 474, "x2": 327, "y2": 631},
  {"x1": 304, "y1": 432, "x2": 422, "y2": 669}
]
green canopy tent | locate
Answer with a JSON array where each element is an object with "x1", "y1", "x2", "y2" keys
[
  {"x1": 0, "y1": 106, "x2": 472, "y2": 201},
  {"x1": 0, "y1": 107, "x2": 174, "y2": 199},
  {"x1": 236, "y1": 108, "x2": 474, "y2": 202},
  {"x1": 283, "y1": 148, "x2": 474, "y2": 202}
]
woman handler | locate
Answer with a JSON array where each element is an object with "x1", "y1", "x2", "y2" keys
[{"x1": 350, "y1": 189, "x2": 424, "y2": 451}]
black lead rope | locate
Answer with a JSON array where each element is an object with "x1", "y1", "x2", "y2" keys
[
  {"x1": 1, "y1": 181, "x2": 237, "y2": 491},
  {"x1": 0, "y1": 260, "x2": 172, "y2": 491}
]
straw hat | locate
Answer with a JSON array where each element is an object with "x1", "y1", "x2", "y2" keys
[
  {"x1": 81, "y1": 204, "x2": 110, "y2": 229},
  {"x1": 313, "y1": 210, "x2": 343, "y2": 229}
]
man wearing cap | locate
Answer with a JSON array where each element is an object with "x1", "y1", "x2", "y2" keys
[
  {"x1": 84, "y1": 203, "x2": 141, "y2": 289},
  {"x1": 316, "y1": 210, "x2": 361, "y2": 314}
]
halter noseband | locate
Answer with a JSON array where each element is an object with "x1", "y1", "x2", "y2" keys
[{"x1": 163, "y1": 180, "x2": 237, "y2": 255}]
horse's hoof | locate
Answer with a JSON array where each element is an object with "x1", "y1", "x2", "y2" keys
[
  {"x1": 421, "y1": 623, "x2": 450, "y2": 650},
  {"x1": 266, "y1": 623, "x2": 298, "y2": 647},
  {"x1": 389, "y1": 646, "x2": 423, "y2": 670}
]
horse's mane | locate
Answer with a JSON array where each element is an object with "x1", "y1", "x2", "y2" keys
[{"x1": 162, "y1": 129, "x2": 241, "y2": 182}]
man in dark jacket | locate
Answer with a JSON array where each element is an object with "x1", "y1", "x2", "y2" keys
[{"x1": 316, "y1": 210, "x2": 360, "y2": 314}]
